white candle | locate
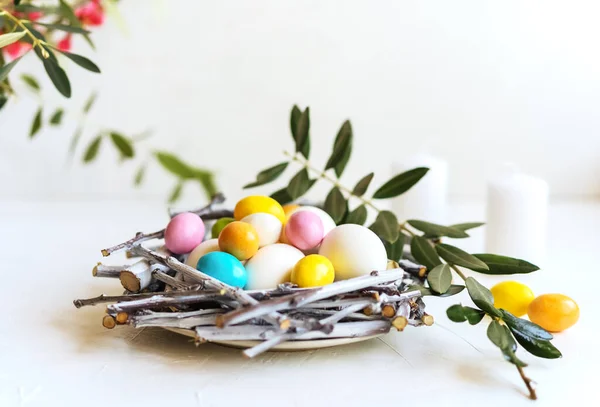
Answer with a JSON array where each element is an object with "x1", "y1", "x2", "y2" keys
[
  {"x1": 391, "y1": 153, "x2": 448, "y2": 224},
  {"x1": 485, "y1": 167, "x2": 549, "y2": 266}
]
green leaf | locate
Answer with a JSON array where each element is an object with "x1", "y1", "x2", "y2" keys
[
  {"x1": 407, "y1": 220, "x2": 469, "y2": 239},
  {"x1": 33, "y1": 22, "x2": 91, "y2": 35},
  {"x1": 372, "y1": 167, "x2": 429, "y2": 199},
  {"x1": 0, "y1": 94, "x2": 7, "y2": 111},
  {"x1": 244, "y1": 162, "x2": 288, "y2": 189},
  {"x1": 410, "y1": 236, "x2": 442, "y2": 270},
  {"x1": 435, "y1": 244, "x2": 489, "y2": 272},
  {"x1": 0, "y1": 56, "x2": 23, "y2": 82},
  {"x1": 42, "y1": 58, "x2": 71, "y2": 98},
  {"x1": 450, "y1": 222, "x2": 485, "y2": 232},
  {"x1": 55, "y1": 49, "x2": 100, "y2": 73},
  {"x1": 110, "y1": 133, "x2": 134, "y2": 158},
  {"x1": 500, "y1": 309, "x2": 552, "y2": 340},
  {"x1": 334, "y1": 140, "x2": 352, "y2": 178},
  {"x1": 168, "y1": 182, "x2": 184, "y2": 203},
  {"x1": 352, "y1": 173, "x2": 374, "y2": 197},
  {"x1": 384, "y1": 234, "x2": 405, "y2": 262},
  {"x1": 49, "y1": 108, "x2": 64, "y2": 125},
  {"x1": 83, "y1": 135, "x2": 103, "y2": 163},
  {"x1": 29, "y1": 108, "x2": 42, "y2": 138},
  {"x1": 294, "y1": 107, "x2": 310, "y2": 158},
  {"x1": 21, "y1": 74, "x2": 40, "y2": 92},
  {"x1": 487, "y1": 321, "x2": 527, "y2": 367},
  {"x1": 134, "y1": 165, "x2": 145, "y2": 186},
  {"x1": 345, "y1": 204, "x2": 368, "y2": 225},
  {"x1": 446, "y1": 304, "x2": 467, "y2": 322},
  {"x1": 427, "y1": 264, "x2": 452, "y2": 294},
  {"x1": 408, "y1": 284, "x2": 465, "y2": 297},
  {"x1": 472, "y1": 254, "x2": 540, "y2": 275},
  {"x1": 369, "y1": 210, "x2": 399, "y2": 243},
  {"x1": 290, "y1": 105, "x2": 309, "y2": 158},
  {"x1": 0, "y1": 31, "x2": 26, "y2": 49},
  {"x1": 194, "y1": 170, "x2": 217, "y2": 199},
  {"x1": 509, "y1": 327, "x2": 562, "y2": 359},
  {"x1": 59, "y1": 0, "x2": 94, "y2": 49},
  {"x1": 465, "y1": 277, "x2": 501, "y2": 317},
  {"x1": 287, "y1": 168, "x2": 312, "y2": 200},
  {"x1": 323, "y1": 187, "x2": 347, "y2": 224},
  {"x1": 83, "y1": 92, "x2": 97, "y2": 113},
  {"x1": 270, "y1": 187, "x2": 293, "y2": 205},
  {"x1": 154, "y1": 152, "x2": 195, "y2": 178},
  {"x1": 68, "y1": 127, "x2": 83, "y2": 157},
  {"x1": 446, "y1": 304, "x2": 485, "y2": 325},
  {"x1": 325, "y1": 120, "x2": 353, "y2": 172}
]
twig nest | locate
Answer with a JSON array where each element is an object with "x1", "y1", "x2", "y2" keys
[
  {"x1": 291, "y1": 254, "x2": 334, "y2": 288},
  {"x1": 241, "y1": 213, "x2": 282, "y2": 247},
  {"x1": 218, "y1": 221, "x2": 260, "y2": 261},
  {"x1": 245, "y1": 244, "x2": 304, "y2": 290},
  {"x1": 185, "y1": 238, "x2": 220, "y2": 268},
  {"x1": 319, "y1": 224, "x2": 387, "y2": 280},
  {"x1": 164, "y1": 212, "x2": 206, "y2": 254},
  {"x1": 196, "y1": 252, "x2": 248, "y2": 288},
  {"x1": 234, "y1": 195, "x2": 286, "y2": 223},
  {"x1": 285, "y1": 211, "x2": 324, "y2": 251}
]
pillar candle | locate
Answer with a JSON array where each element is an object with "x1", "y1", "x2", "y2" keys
[
  {"x1": 485, "y1": 168, "x2": 549, "y2": 266},
  {"x1": 391, "y1": 153, "x2": 448, "y2": 224}
]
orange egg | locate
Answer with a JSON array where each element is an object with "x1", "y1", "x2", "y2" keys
[
  {"x1": 218, "y1": 221, "x2": 259, "y2": 261},
  {"x1": 527, "y1": 294, "x2": 580, "y2": 332},
  {"x1": 282, "y1": 204, "x2": 300, "y2": 218}
]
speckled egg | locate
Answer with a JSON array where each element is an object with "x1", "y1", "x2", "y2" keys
[
  {"x1": 164, "y1": 212, "x2": 205, "y2": 254},
  {"x1": 318, "y1": 224, "x2": 387, "y2": 280},
  {"x1": 245, "y1": 244, "x2": 305, "y2": 290},
  {"x1": 241, "y1": 213, "x2": 282, "y2": 247},
  {"x1": 185, "y1": 238, "x2": 220, "y2": 268},
  {"x1": 196, "y1": 251, "x2": 247, "y2": 288},
  {"x1": 218, "y1": 221, "x2": 260, "y2": 261},
  {"x1": 289, "y1": 206, "x2": 336, "y2": 238},
  {"x1": 234, "y1": 195, "x2": 286, "y2": 223},
  {"x1": 285, "y1": 211, "x2": 324, "y2": 251}
]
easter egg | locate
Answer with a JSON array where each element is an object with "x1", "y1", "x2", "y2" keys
[
  {"x1": 218, "y1": 221, "x2": 259, "y2": 261},
  {"x1": 291, "y1": 254, "x2": 335, "y2": 288},
  {"x1": 241, "y1": 213, "x2": 282, "y2": 247},
  {"x1": 245, "y1": 243, "x2": 304, "y2": 289},
  {"x1": 289, "y1": 206, "x2": 336, "y2": 237},
  {"x1": 285, "y1": 211, "x2": 324, "y2": 251},
  {"x1": 211, "y1": 217, "x2": 235, "y2": 238},
  {"x1": 319, "y1": 224, "x2": 387, "y2": 280},
  {"x1": 490, "y1": 281, "x2": 535, "y2": 317},
  {"x1": 196, "y1": 251, "x2": 247, "y2": 288},
  {"x1": 185, "y1": 238, "x2": 220, "y2": 268},
  {"x1": 234, "y1": 195, "x2": 286, "y2": 223},
  {"x1": 164, "y1": 212, "x2": 205, "y2": 254},
  {"x1": 282, "y1": 204, "x2": 300, "y2": 217},
  {"x1": 527, "y1": 294, "x2": 580, "y2": 332}
]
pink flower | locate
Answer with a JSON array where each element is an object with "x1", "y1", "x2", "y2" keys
[
  {"x1": 57, "y1": 34, "x2": 72, "y2": 52},
  {"x1": 4, "y1": 41, "x2": 31, "y2": 59},
  {"x1": 75, "y1": 1, "x2": 104, "y2": 27},
  {"x1": 27, "y1": 12, "x2": 43, "y2": 21}
]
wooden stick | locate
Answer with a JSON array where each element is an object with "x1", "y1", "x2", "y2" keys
[
  {"x1": 119, "y1": 260, "x2": 152, "y2": 292},
  {"x1": 92, "y1": 263, "x2": 123, "y2": 278},
  {"x1": 102, "y1": 315, "x2": 116, "y2": 329},
  {"x1": 152, "y1": 269, "x2": 190, "y2": 290}
]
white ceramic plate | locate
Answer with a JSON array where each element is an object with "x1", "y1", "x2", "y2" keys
[{"x1": 164, "y1": 327, "x2": 382, "y2": 351}]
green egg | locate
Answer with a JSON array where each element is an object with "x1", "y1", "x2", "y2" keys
[{"x1": 211, "y1": 217, "x2": 235, "y2": 238}]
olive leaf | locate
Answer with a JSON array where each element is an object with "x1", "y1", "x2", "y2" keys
[
  {"x1": 446, "y1": 304, "x2": 485, "y2": 325},
  {"x1": 134, "y1": 165, "x2": 145, "y2": 186},
  {"x1": 384, "y1": 234, "x2": 406, "y2": 262},
  {"x1": 68, "y1": 126, "x2": 83, "y2": 157},
  {"x1": 427, "y1": 264, "x2": 452, "y2": 294},
  {"x1": 244, "y1": 162, "x2": 288, "y2": 189},
  {"x1": 168, "y1": 181, "x2": 183, "y2": 203},
  {"x1": 369, "y1": 210, "x2": 399, "y2": 243},
  {"x1": 21, "y1": 74, "x2": 40, "y2": 92},
  {"x1": 325, "y1": 120, "x2": 352, "y2": 176},
  {"x1": 0, "y1": 31, "x2": 26, "y2": 48},
  {"x1": 287, "y1": 168, "x2": 312, "y2": 200},
  {"x1": 487, "y1": 321, "x2": 527, "y2": 367},
  {"x1": 509, "y1": 327, "x2": 562, "y2": 359},
  {"x1": 410, "y1": 236, "x2": 441, "y2": 270},
  {"x1": 500, "y1": 310, "x2": 552, "y2": 340},
  {"x1": 293, "y1": 107, "x2": 310, "y2": 158},
  {"x1": 270, "y1": 187, "x2": 293, "y2": 205},
  {"x1": 110, "y1": 132, "x2": 134, "y2": 158},
  {"x1": 194, "y1": 170, "x2": 218, "y2": 199},
  {"x1": 290, "y1": 105, "x2": 309, "y2": 159},
  {"x1": 435, "y1": 244, "x2": 489, "y2": 272},
  {"x1": 29, "y1": 108, "x2": 42, "y2": 138},
  {"x1": 33, "y1": 22, "x2": 91, "y2": 35},
  {"x1": 450, "y1": 222, "x2": 485, "y2": 232},
  {"x1": 472, "y1": 254, "x2": 540, "y2": 275},
  {"x1": 0, "y1": 56, "x2": 23, "y2": 82},
  {"x1": 155, "y1": 152, "x2": 196, "y2": 178},
  {"x1": 334, "y1": 139, "x2": 352, "y2": 178},
  {"x1": 407, "y1": 284, "x2": 465, "y2": 297},
  {"x1": 55, "y1": 49, "x2": 101, "y2": 73},
  {"x1": 0, "y1": 94, "x2": 7, "y2": 111},
  {"x1": 344, "y1": 205, "x2": 367, "y2": 225},
  {"x1": 324, "y1": 187, "x2": 347, "y2": 224},
  {"x1": 83, "y1": 135, "x2": 103, "y2": 163},
  {"x1": 465, "y1": 277, "x2": 501, "y2": 317},
  {"x1": 352, "y1": 173, "x2": 374, "y2": 197},
  {"x1": 407, "y1": 220, "x2": 469, "y2": 239},
  {"x1": 42, "y1": 58, "x2": 71, "y2": 98},
  {"x1": 58, "y1": 0, "x2": 94, "y2": 49},
  {"x1": 372, "y1": 167, "x2": 429, "y2": 199},
  {"x1": 49, "y1": 108, "x2": 64, "y2": 126},
  {"x1": 83, "y1": 92, "x2": 97, "y2": 113}
]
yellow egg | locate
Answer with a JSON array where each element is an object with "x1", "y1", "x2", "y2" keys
[
  {"x1": 528, "y1": 294, "x2": 580, "y2": 332},
  {"x1": 291, "y1": 255, "x2": 335, "y2": 288},
  {"x1": 218, "y1": 221, "x2": 259, "y2": 261},
  {"x1": 234, "y1": 195, "x2": 286, "y2": 224},
  {"x1": 490, "y1": 281, "x2": 535, "y2": 317},
  {"x1": 282, "y1": 204, "x2": 300, "y2": 218}
]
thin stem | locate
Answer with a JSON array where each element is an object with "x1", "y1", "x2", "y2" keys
[
  {"x1": 517, "y1": 365, "x2": 537, "y2": 400},
  {"x1": 0, "y1": 10, "x2": 43, "y2": 48},
  {"x1": 449, "y1": 263, "x2": 468, "y2": 281}
]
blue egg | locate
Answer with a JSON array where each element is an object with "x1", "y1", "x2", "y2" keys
[{"x1": 196, "y1": 251, "x2": 248, "y2": 288}]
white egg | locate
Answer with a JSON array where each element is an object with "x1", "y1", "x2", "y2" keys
[
  {"x1": 318, "y1": 224, "x2": 388, "y2": 280},
  {"x1": 289, "y1": 206, "x2": 336, "y2": 237},
  {"x1": 245, "y1": 243, "x2": 304, "y2": 290},
  {"x1": 185, "y1": 239, "x2": 220, "y2": 268},
  {"x1": 241, "y1": 213, "x2": 282, "y2": 247}
]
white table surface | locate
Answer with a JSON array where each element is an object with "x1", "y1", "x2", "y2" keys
[{"x1": 0, "y1": 200, "x2": 597, "y2": 407}]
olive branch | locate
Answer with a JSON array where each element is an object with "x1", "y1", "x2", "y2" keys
[{"x1": 244, "y1": 105, "x2": 562, "y2": 400}]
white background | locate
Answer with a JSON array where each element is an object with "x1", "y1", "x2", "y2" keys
[{"x1": 1, "y1": 0, "x2": 599, "y2": 205}]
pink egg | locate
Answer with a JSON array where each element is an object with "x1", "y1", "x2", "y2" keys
[
  {"x1": 285, "y1": 211, "x2": 324, "y2": 251},
  {"x1": 164, "y1": 212, "x2": 205, "y2": 254}
]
